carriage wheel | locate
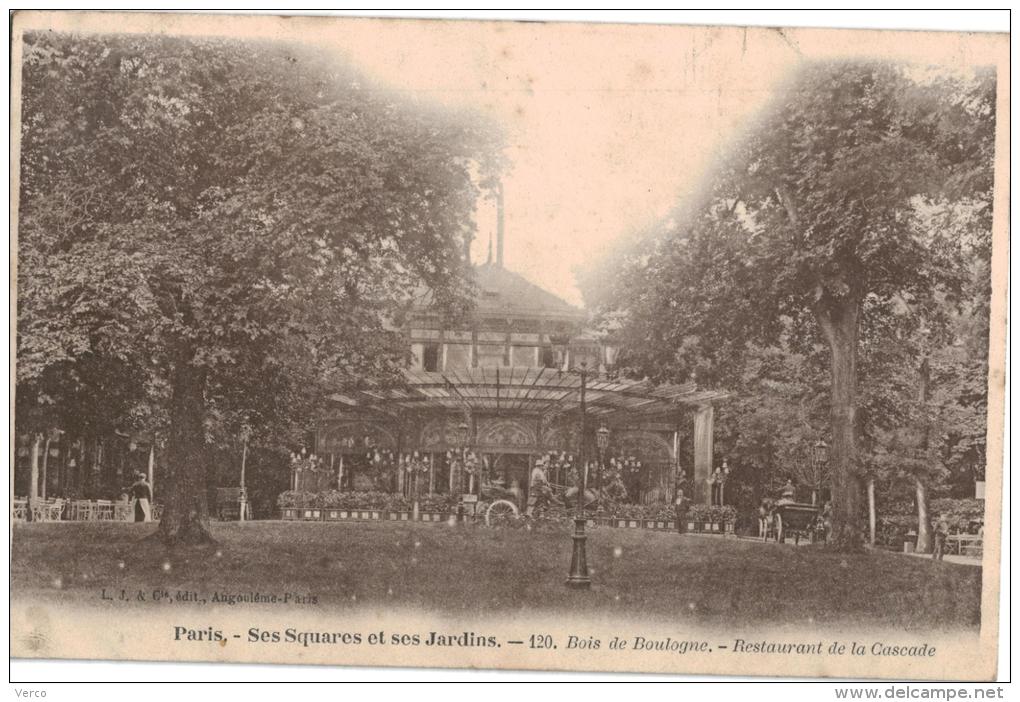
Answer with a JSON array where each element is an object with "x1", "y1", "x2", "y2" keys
[{"x1": 485, "y1": 499, "x2": 519, "y2": 526}]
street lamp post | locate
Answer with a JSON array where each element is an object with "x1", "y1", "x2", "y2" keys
[
  {"x1": 453, "y1": 420, "x2": 469, "y2": 493},
  {"x1": 811, "y1": 439, "x2": 828, "y2": 505},
  {"x1": 596, "y1": 424, "x2": 610, "y2": 503},
  {"x1": 566, "y1": 365, "x2": 591, "y2": 589},
  {"x1": 239, "y1": 423, "x2": 252, "y2": 522}
]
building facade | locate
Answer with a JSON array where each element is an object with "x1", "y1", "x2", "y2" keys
[{"x1": 305, "y1": 259, "x2": 726, "y2": 506}]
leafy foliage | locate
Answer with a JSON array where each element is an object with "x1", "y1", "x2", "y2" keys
[
  {"x1": 580, "y1": 61, "x2": 995, "y2": 550},
  {"x1": 16, "y1": 32, "x2": 502, "y2": 542}
]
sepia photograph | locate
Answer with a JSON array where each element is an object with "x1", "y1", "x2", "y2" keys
[{"x1": 8, "y1": 10, "x2": 1009, "y2": 683}]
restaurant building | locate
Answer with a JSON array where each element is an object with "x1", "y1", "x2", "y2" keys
[{"x1": 299, "y1": 238, "x2": 727, "y2": 507}]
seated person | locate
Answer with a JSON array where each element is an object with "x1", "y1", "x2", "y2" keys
[{"x1": 777, "y1": 479, "x2": 796, "y2": 505}]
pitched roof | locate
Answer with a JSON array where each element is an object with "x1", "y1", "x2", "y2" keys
[{"x1": 468, "y1": 263, "x2": 586, "y2": 321}]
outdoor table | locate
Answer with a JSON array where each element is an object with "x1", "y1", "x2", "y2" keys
[
  {"x1": 30, "y1": 499, "x2": 65, "y2": 522},
  {"x1": 947, "y1": 533, "x2": 982, "y2": 556}
]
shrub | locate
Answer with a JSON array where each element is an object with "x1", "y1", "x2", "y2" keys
[
  {"x1": 418, "y1": 494, "x2": 458, "y2": 513},
  {"x1": 688, "y1": 504, "x2": 737, "y2": 524},
  {"x1": 931, "y1": 498, "x2": 985, "y2": 532},
  {"x1": 278, "y1": 490, "x2": 417, "y2": 511},
  {"x1": 276, "y1": 491, "x2": 318, "y2": 509}
]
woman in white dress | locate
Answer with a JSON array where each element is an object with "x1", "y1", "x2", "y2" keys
[{"x1": 130, "y1": 472, "x2": 153, "y2": 522}]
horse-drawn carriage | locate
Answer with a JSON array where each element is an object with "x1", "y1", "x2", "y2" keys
[
  {"x1": 760, "y1": 501, "x2": 825, "y2": 545},
  {"x1": 476, "y1": 479, "x2": 596, "y2": 525}
]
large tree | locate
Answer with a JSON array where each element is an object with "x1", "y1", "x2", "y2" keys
[
  {"x1": 16, "y1": 32, "x2": 501, "y2": 543},
  {"x1": 581, "y1": 61, "x2": 995, "y2": 550}
]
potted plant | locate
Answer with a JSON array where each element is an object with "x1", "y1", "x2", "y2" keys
[
  {"x1": 321, "y1": 490, "x2": 346, "y2": 521},
  {"x1": 277, "y1": 491, "x2": 302, "y2": 520}
]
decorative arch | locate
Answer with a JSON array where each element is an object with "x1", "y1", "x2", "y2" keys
[
  {"x1": 420, "y1": 418, "x2": 446, "y2": 448},
  {"x1": 477, "y1": 419, "x2": 536, "y2": 450},
  {"x1": 540, "y1": 424, "x2": 577, "y2": 453},
  {"x1": 318, "y1": 422, "x2": 397, "y2": 453},
  {"x1": 419, "y1": 417, "x2": 474, "y2": 449},
  {"x1": 613, "y1": 430, "x2": 673, "y2": 465}
]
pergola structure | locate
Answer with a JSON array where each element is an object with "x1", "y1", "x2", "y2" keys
[
  {"x1": 333, "y1": 367, "x2": 725, "y2": 422},
  {"x1": 302, "y1": 207, "x2": 729, "y2": 506},
  {"x1": 313, "y1": 366, "x2": 728, "y2": 505}
]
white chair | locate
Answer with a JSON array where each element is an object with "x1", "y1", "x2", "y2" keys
[
  {"x1": 46, "y1": 498, "x2": 65, "y2": 521},
  {"x1": 95, "y1": 500, "x2": 114, "y2": 520}
]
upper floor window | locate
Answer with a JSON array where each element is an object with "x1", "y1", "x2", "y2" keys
[
  {"x1": 476, "y1": 344, "x2": 507, "y2": 368},
  {"x1": 411, "y1": 342, "x2": 440, "y2": 371},
  {"x1": 423, "y1": 343, "x2": 440, "y2": 372}
]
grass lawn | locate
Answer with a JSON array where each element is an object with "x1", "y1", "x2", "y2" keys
[{"x1": 11, "y1": 520, "x2": 981, "y2": 630}]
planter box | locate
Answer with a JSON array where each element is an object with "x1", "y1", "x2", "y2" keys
[
  {"x1": 639, "y1": 519, "x2": 677, "y2": 531},
  {"x1": 280, "y1": 507, "x2": 331, "y2": 521}
]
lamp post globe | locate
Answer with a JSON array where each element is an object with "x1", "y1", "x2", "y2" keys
[
  {"x1": 812, "y1": 439, "x2": 828, "y2": 468},
  {"x1": 811, "y1": 439, "x2": 828, "y2": 505},
  {"x1": 566, "y1": 366, "x2": 592, "y2": 589}
]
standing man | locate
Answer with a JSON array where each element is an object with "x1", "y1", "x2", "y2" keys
[
  {"x1": 528, "y1": 458, "x2": 552, "y2": 515},
  {"x1": 674, "y1": 488, "x2": 690, "y2": 534}
]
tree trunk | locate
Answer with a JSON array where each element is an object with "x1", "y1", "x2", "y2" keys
[
  {"x1": 156, "y1": 357, "x2": 214, "y2": 545},
  {"x1": 867, "y1": 476, "x2": 876, "y2": 547},
  {"x1": 41, "y1": 435, "x2": 51, "y2": 500},
  {"x1": 915, "y1": 477, "x2": 931, "y2": 554},
  {"x1": 28, "y1": 435, "x2": 41, "y2": 521},
  {"x1": 815, "y1": 296, "x2": 864, "y2": 551},
  {"x1": 915, "y1": 354, "x2": 932, "y2": 554}
]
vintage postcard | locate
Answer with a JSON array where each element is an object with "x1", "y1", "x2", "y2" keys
[{"x1": 9, "y1": 12, "x2": 1008, "y2": 680}]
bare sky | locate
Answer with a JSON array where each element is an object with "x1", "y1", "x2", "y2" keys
[
  {"x1": 325, "y1": 21, "x2": 799, "y2": 306},
  {"x1": 15, "y1": 13, "x2": 1007, "y2": 306},
  {"x1": 308, "y1": 18, "x2": 1003, "y2": 305}
]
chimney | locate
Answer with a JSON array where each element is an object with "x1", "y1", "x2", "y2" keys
[{"x1": 496, "y1": 182, "x2": 505, "y2": 268}]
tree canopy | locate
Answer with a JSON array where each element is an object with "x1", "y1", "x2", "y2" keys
[
  {"x1": 580, "y1": 60, "x2": 995, "y2": 550},
  {"x1": 16, "y1": 31, "x2": 502, "y2": 542}
]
